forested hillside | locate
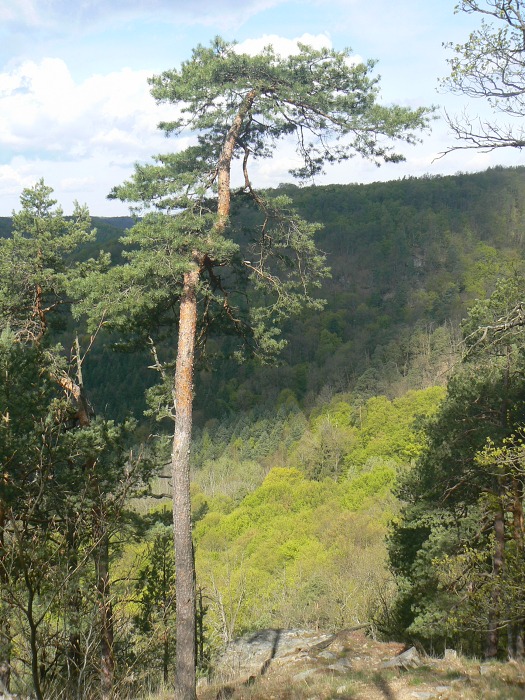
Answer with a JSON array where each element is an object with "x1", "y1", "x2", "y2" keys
[
  {"x1": 68, "y1": 166, "x2": 525, "y2": 424},
  {"x1": 3, "y1": 166, "x2": 525, "y2": 698}
]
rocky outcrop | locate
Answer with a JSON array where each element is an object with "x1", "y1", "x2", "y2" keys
[{"x1": 211, "y1": 627, "x2": 406, "y2": 683}]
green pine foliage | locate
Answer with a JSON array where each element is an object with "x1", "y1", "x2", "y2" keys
[{"x1": 387, "y1": 278, "x2": 525, "y2": 656}]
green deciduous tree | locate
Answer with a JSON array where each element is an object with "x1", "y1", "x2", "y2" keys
[{"x1": 77, "y1": 37, "x2": 432, "y2": 699}]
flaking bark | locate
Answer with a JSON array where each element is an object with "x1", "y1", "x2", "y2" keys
[{"x1": 172, "y1": 266, "x2": 200, "y2": 700}]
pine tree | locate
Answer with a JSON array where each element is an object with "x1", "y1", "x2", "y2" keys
[{"x1": 76, "y1": 37, "x2": 432, "y2": 699}]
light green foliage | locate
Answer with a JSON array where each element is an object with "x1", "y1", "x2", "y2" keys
[
  {"x1": 285, "y1": 386, "x2": 445, "y2": 480},
  {"x1": 194, "y1": 467, "x2": 392, "y2": 643},
  {"x1": 185, "y1": 387, "x2": 442, "y2": 644},
  {"x1": 343, "y1": 387, "x2": 446, "y2": 470}
]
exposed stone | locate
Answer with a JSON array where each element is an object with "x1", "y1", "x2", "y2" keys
[
  {"x1": 317, "y1": 650, "x2": 337, "y2": 660},
  {"x1": 381, "y1": 646, "x2": 421, "y2": 670},
  {"x1": 213, "y1": 628, "x2": 334, "y2": 680},
  {"x1": 326, "y1": 658, "x2": 352, "y2": 673},
  {"x1": 444, "y1": 648, "x2": 457, "y2": 660},
  {"x1": 292, "y1": 668, "x2": 318, "y2": 682}
]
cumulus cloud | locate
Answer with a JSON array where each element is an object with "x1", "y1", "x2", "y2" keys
[
  {"x1": 0, "y1": 57, "x2": 184, "y2": 213},
  {"x1": 0, "y1": 57, "x2": 176, "y2": 160}
]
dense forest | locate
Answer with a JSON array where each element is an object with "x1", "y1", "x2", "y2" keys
[
  {"x1": 2, "y1": 163, "x2": 525, "y2": 697},
  {"x1": 2, "y1": 165, "x2": 520, "y2": 424}
]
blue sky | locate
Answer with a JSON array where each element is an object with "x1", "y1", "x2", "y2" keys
[{"x1": 1, "y1": 0, "x2": 524, "y2": 215}]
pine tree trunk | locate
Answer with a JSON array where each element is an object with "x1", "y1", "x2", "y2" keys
[
  {"x1": 510, "y1": 476, "x2": 524, "y2": 659},
  {"x1": 66, "y1": 517, "x2": 82, "y2": 696},
  {"x1": 172, "y1": 266, "x2": 199, "y2": 700}
]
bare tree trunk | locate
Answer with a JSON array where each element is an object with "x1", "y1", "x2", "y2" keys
[
  {"x1": 0, "y1": 502, "x2": 10, "y2": 694},
  {"x1": 509, "y1": 476, "x2": 524, "y2": 659},
  {"x1": 486, "y1": 499, "x2": 505, "y2": 659},
  {"x1": 172, "y1": 266, "x2": 199, "y2": 700},
  {"x1": 66, "y1": 517, "x2": 82, "y2": 696},
  {"x1": 95, "y1": 527, "x2": 114, "y2": 700},
  {"x1": 169, "y1": 89, "x2": 257, "y2": 699}
]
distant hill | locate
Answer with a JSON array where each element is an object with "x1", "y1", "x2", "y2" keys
[{"x1": 4, "y1": 167, "x2": 525, "y2": 422}]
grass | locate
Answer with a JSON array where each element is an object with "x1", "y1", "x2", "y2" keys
[{"x1": 191, "y1": 654, "x2": 525, "y2": 700}]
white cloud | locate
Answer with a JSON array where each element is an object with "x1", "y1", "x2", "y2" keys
[
  {"x1": 0, "y1": 57, "x2": 187, "y2": 213},
  {"x1": 235, "y1": 32, "x2": 333, "y2": 57},
  {"x1": 0, "y1": 58, "x2": 176, "y2": 160}
]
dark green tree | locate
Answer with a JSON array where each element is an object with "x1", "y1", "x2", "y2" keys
[
  {"x1": 0, "y1": 179, "x2": 93, "y2": 344},
  {"x1": 76, "y1": 37, "x2": 432, "y2": 699},
  {"x1": 0, "y1": 182, "x2": 155, "y2": 699},
  {"x1": 389, "y1": 281, "x2": 525, "y2": 657}
]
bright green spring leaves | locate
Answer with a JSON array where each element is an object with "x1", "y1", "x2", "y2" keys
[
  {"x1": 190, "y1": 386, "x2": 444, "y2": 644},
  {"x1": 195, "y1": 468, "x2": 390, "y2": 644}
]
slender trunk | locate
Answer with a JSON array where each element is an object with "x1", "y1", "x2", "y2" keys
[
  {"x1": 69, "y1": 340, "x2": 116, "y2": 697},
  {"x1": 486, "y1": 499, "x2": 505, "y2": 658},
  {"x1": 172, "y1": 267, "x2": 199, "y2": 700},
  {"x1": 25, "y1": 573, "x2": 44, "y2": 700},
  {"x1": 509, "y1": 476, "x2": 525, "y2": 659},
  {"x1": 66, "y1": 516, "x2": 82, "y2": 696},
  {"x1": 197, "y1": 586, "x2": 205, "y2": 672},
  {"x1": 0, "y1": 502, "x2": 10, "y2": 694},
  {"x1": 95, "y1": 527, "x2": 114, "y2": 700},
  {"x1": 163, "y1": 630, "x2": 169, "y2": 685}
]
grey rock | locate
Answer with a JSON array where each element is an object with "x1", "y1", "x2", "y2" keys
[
  {"x1": 214, "y1": 628, "x2": 334, "y2": 680},
  {"x1": 317, "y1": 650, "x2": 337, "y2": 660},
  {"x1": 293, "y1": 668, "x2": 317, "y2": 682},
  {"x1": 326, "y1": 658, "x2": 352, "y2": 673},
  {"x1": 381, "y1": 646, "x2": 421, "y2": 669},
  {"x1": 443, "y1": 648, "x2": 457, "y2": 660}
]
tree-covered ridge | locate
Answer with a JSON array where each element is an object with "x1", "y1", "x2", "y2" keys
[
  {"x1": 33, "y1": 165, "x2": 521, "y2": 423},
  {"x1": 194, "y1": 166, "x2": 525, "y2": 420},
  {"x1": 2, "y1": 168, "x2": 521, "y2": 424}
]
